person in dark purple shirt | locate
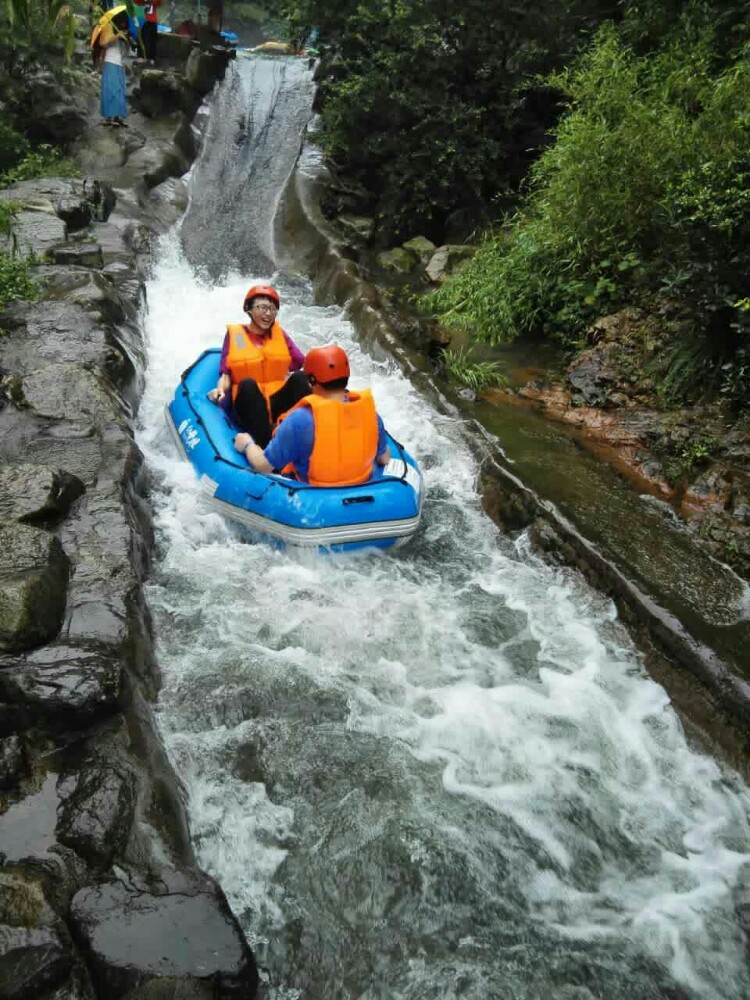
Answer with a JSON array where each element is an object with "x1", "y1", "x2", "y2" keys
[{"x1": 208, "y1": 284, "x2": 310, "y2": 447}]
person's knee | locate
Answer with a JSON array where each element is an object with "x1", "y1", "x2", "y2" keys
[{"x1": 236, "y1": 377, "x2": 262, "y2": 400}]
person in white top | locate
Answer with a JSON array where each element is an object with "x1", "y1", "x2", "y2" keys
[{"x1": 98, "y1": 10, "x2": 130, "y2": 127}]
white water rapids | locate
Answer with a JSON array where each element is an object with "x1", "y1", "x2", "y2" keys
[{"x1": 136, "y1": 57, "x2": 750, "y2": 998}]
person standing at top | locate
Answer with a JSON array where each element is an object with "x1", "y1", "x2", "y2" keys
[
  {"x1": 234, "y1": 345, "x2": 391, "y2": 486},
  {"x1": 208, "y1": 285, "x2": 311, "y2": 448},
  {"x1": 134, "y1": 0, "x2": 161, "y2": 63},
  {"x1": 93, "y1": 9, "x2": 130, "y2": 127}
]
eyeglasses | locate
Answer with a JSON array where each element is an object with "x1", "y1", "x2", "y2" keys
[{"x1": 252, "y1": 302, "x2": 278, "y2": 314}]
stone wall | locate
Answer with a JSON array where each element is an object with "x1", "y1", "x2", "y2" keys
[{"x1": 0, "y1": 38, "x2": 261, "y2": 1000}]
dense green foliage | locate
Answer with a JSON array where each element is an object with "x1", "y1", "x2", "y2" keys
[
  {"x1": 0, "y1": 251, "x2": 37, "y2": 309},
  {"x1": 1, "y1": 0, "x2": 77, "y2": 66},
  {"x1": 0, "y1": 144, "x2": 79, "y2": 187},
  {"x1": 429, "y1": 2, "x2": 750, "y2": 403},
  {"x1": 278, "y1": 0, "x2": 618, "y2": 241}
]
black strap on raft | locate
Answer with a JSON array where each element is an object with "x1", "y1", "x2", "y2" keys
[{"x1": 178, "y1": 352, "x2": 414, "y2": 492}]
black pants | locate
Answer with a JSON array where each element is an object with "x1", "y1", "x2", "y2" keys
[
  {"x1": 232, "y1": 372, "x2": 311, "y2": 448},
  {"x1": 140, "y1": 20, "x2": 157, "y2": 60}
]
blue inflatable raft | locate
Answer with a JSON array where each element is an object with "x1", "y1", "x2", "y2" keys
[{"x1": 165, "y1": 350, "x2": 424, "y2": 551}]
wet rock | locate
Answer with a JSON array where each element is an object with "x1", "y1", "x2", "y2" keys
[
  {"x1": 0, "y1": 178, "x2": 116, "y2": 230},
  {"x1": 0, "y1": 301, "x2": 113, "y2": 375},
  {"x1": 402, "y1": 235, "x2": 436, "y2": 265},
  {"x1": 0, "y1": 463, "x2": 84, "y2": 524},
  {"x1": 0, "y1": 644, "x2": 124, "y2": 721},
  {"x1": 126, "y1": 139, "x2": 190, "y2": 190},
  {"x1": 0, "y1": 523, "x2": 69, "y2": 653},
  {"x1": 57, "y1": 764, "x2": 137, "y2": 869},
  {"x1": 0, "y1": 872, "x2": 73, "y2": 999},
  {"x1": 0, "y1": 734, "x2": 25, "y2": 788},
  {"x1": 70, "y1": 880, "x2": 259, "y2": 998},
  {"x1": 144, "y1": 177, "x2": 190, "y2": 230},
  {"x1": 567, "y1": 345, "x2": 621, "y2": 406},
  {"x1": 51, "y1": 243, "x2": 104, "y2": 269},
  {"x1": 425, "y1": 244, "x2": 474, "y2": 283},
  {"x1": 19, "y1": 363, "x2": 118, "y2": 424},
  {"x1": 2, "y1": 206, "x2": 67, "y2": 258},
  {"x1": 185, "y1": 47, "x2": 233, "y2": 95},
  {"x1": 133, "y1": 69, "x2": 197, "y2": 118},
  {"x1": 33, "y1": 267, "x2": 138, "y2": 329},
  {"x1": 376, "y1": 247, "x2": 415, "y2": 274},
  {"x1": 0, "y1": 921, "x2": 72, "y2": 998},
  {"x1": 154, "y1": 31, "x2": 195, "y2": 64},
  {"x1": 71, "y1": 128, "x2": 135, "y2": 175}
]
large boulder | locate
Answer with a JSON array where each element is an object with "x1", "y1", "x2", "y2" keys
[
  {"x1": 402, "y1": 235, "x2": 436, "y2": 266},
  {"x1": 126, "y1": 139, "x2": 190, "y2": 190},
  {"x1": 376, "y1": 247, "x2": 416, "y2": 275},
  {"x1": 0, "y1": 463, "x2": 84, "y2": 524},
  {"x1": 18, "y1": 363, "x2": 118, "y2": 424},
  {"x1": 0, "y1": 873, "x2": 73, "y2": 999},
  {"x1": 185, "y1": 47, "x2": 233, "y2": 95},
  {"x1": 132, "y1": 69, "x2": 198, "y2": 119},
  {"x1": 0, "y1": 523, "x2": 69, "y2": 652},
  {"x1": 70, "y1": 880, "x2": 259, "y2": 998},
  {"x1": 0, "y1": 644, "x2": 124, "y2": 721},
  {"x1": 566, "y1": 344, "x2": 622, "y2": 406},
  {"x1": 425, "y1": 244, "x2": 475, "y2": 283},
  {"x1": 1, "y1": 202, "x2": 66, "y2": 258},
  {"x1": 50, "y1": 241, "x2": 105, "y2": 269},
  {"x1": 0, "y1": 298, "x2": 133, "y2": 382},
  {"x1": 0, "y1": 178, "x2": 116, "y2": 231},
  {"x1": 57, "y1": 762, "x2": 138, "y2": 869}
]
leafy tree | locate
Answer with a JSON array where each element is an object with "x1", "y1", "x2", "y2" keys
[
  {"x1": 1, "y1": 0, "x2": 77, "y2": 67},
  {"x1": 279, "y1": 0, "x2": 619, "y2": 241},
  {"x1": 428, "y1": 2, "x2": 750, "y2": 403}
]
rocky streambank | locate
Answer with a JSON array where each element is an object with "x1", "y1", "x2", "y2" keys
[
  {"x1": 0, "y1": 35, "x2": 261, "y2": 1000},
  {"x1": 311, "y1": 135, "x2": 750, "y2": 588}
]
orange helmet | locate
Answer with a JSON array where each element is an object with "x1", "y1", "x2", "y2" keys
[
  {"x1": 243, "y1": 284, "x2": 280, "y2": 312},
  {"x1": 304, "y1": 345, "x2": 350, "y2": 384}
]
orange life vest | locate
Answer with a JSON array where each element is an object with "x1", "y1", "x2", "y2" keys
[
  {"x1": 280, "y1": 390, "x2": 379, "y2": 486},
  {"x1": 225, "y1": 322, "x2": 291, "y2": 409}
]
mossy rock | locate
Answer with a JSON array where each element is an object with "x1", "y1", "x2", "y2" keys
[
  {"x1": 0, "y1": 523, "x2": 69, "y2": 652},
  {"x1": 376, "y1": 248, "x2": 416, "y2": 275}
]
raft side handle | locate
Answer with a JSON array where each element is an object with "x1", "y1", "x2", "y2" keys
[{"x1": 343, "y1": 495, "x2": 375, "y2": 505}]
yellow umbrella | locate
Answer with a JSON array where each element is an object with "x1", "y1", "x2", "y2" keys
[{"x1": 90, "y1": 5, "x2": 128, "y2": 48}]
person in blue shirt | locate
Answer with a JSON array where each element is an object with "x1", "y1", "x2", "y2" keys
[{"x1": 234, "y1": 345, "x2": 390, "y2": 485}]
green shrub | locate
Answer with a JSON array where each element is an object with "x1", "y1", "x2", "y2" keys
[
  {"x1": 442, "y1": 346, "x2": 508, "y2": 393},
  {"x1": 0, "y1": 252, "x2": 37, "y2": 310},
  {"x1": 0, "y1": 121, "x2": 30, "y2": 174},
  {"x1": 0, "y1": 145, "x2": 79, "y2": 188},
  {"x1": 0, "y1": 200, "x2": 21, "y2": 235},
  {"x1": 427, "y1": 7, "x2": 750, "y2": 388}
]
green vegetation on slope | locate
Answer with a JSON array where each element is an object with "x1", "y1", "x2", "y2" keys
[
  {"x1": 279, "y1": 0, "x2": 619, "y2": 242},
  {"x1": 428, "y1": 2, "x2": 750, "y2": 404}
]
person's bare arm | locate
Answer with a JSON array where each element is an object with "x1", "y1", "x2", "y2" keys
[
  {"x1": 376, "y1": 444, "x2": 391, "y2": 466},
  {"x1": 208, "y1": 372, "x2": 231, "y2": 403},
  {"x1": 234, "y1": 433, "x2": 273, "y2": 474}
]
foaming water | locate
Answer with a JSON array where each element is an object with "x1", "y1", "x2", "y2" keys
[{"x1": 138, "y1": 57, "x2": 750, "y2": 999}]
